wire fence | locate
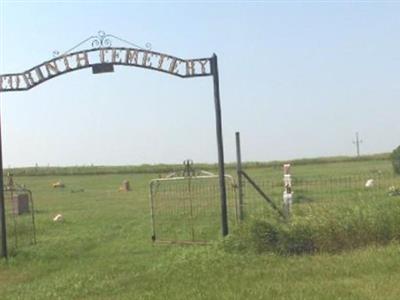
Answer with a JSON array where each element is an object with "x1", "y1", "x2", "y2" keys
[
  {"x1": 242, "y1": 171, "x2": 400, "y2": 219},
  {"x1": 148, "y1": 169, "x2": 400, "y2": 243}
]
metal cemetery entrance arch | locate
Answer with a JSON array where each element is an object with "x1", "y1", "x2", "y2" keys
[{"x1": 0, "y1": 32, "x2": 228, "y2": 258}]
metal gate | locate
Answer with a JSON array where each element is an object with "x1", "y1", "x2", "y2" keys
[
  {"x1": 149, "y1": 175, "x2": 237, "y2": 244},
  {"x1": 4, "y1": 188, "x2": 36, "y2": 255}
]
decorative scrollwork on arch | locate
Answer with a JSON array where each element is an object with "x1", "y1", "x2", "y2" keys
[
  {"x1": 91, "y1": 31, "x2": 112, "y2": 48},
  {"x1": 51, "y1": 31, "x2": 153, "y2": 58}
]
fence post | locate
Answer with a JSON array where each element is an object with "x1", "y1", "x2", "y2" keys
[
  {"x1": 149, "y1": 181, "x2": 156, "y2": 242},
  {"x1": 235, "y1": 132, "x2": 244, "y2": 221},
  {"x1": 0, "y1": 99, "x2": 7, "y2": 259}
]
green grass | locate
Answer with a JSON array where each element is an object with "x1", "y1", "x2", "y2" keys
[{"x1": 0, "y1": 158, "x2": 400, "y2": 299}]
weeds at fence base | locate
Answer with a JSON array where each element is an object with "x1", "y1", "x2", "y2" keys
[{"x1": 224, "y1": 197, "x2": 400, "y2": 255}]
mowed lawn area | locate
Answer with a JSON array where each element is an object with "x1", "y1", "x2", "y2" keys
[{"x1": 1, "y1": 159, "x2": 400, "y2": 299}]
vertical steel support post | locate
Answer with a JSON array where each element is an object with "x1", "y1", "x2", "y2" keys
[
  {"x1": 235, "y1": 132, "x2": 244, "y2": 221},
  {"x1": 149, "y1": 181, "x2": 156, "y2": 242},
  {"x1": 0, "y1": 98, "x2": 7, "y2": 258},
  {"x1": 210, "y1": 54, "x2": 228, "y2": 236}
]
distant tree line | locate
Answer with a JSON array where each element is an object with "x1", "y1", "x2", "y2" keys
[{"x1": 5, "y1": 153, "x2": 391, "y2": 177}]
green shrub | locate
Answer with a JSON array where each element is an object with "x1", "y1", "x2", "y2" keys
[
  {"x1": 227, "y1": 199, "x2": 400, "y2": 255},
  {"x1": 391, "y1": 146, "x2": 400, "y2": 175},
  {"x1": 283, "y1": 222, "x2": 316, "y2": 254},
  {"x1": 250, "y1": 220, "x2": 282, "y2": 253}
]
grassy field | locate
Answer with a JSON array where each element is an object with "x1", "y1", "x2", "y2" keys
[{"x1": 1, "y1": 158, "x2": 400, "y2": 299}]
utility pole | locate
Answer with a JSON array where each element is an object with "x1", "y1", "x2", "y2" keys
[{"x1": 353, "y1": 132, "x2": 363, "y2": 157}]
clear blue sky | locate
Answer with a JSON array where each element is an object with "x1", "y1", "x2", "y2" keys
[{"x1": 1, "y1": 1, "x2": 400, "y2": 167}]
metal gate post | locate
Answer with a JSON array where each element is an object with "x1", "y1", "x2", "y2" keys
[
  {"x1": 0, "y1": 99, "x2": 7, "y2": 258},
  {"x1": 210, "y1": 54, "x2": 228, "y2": 237}
]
